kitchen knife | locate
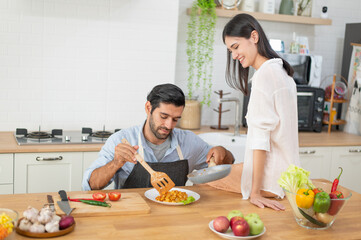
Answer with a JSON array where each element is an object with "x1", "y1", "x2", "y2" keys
[
  {"x1": 47, "y1": 194, "x2": 55, "y2": 212},
  {"x1": 57, "y1": 190, "x2": 75, "y2": 215}
]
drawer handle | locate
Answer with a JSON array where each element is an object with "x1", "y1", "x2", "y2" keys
[
  {"x1": 299, "y1": 150, "x2": 316, "y2": 154},
  {"x1": 349, "y1": 149, "x2": 361, "y2": 153},
  {"x1": 36, "y1": 156, "x2": 63, "y2": 161}
]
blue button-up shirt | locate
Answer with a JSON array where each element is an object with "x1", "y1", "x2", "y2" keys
[{"x1": 82, "y1": 125, "x2": 211, "y2": 190}]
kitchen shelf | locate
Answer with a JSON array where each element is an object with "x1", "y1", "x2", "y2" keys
[
  {"x1": 323, "y1": 119, "x2": 347, "y2": 125},
  {"x1": 324, "y1": 74, "x2": 348, "y2": 134},
  {"x1": 325, "y1": 98, "x2": 348, "y2": 104},
  {"x1": 187, "y1": 7, "x2": 332, "y2": 25}
]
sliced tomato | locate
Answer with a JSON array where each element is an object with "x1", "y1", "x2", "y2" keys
[
  {"x1": 92, "y1": 192, "x2": 106, "y2": 201},
  {"x1": 108, "y1": 192, "x2": 121, "y2": 201}
]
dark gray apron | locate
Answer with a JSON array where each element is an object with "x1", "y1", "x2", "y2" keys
[
  {"x1": 122, "y1": 133, "x2": 188, "y2": 188},
  {"x1": 122, "y1": 159, "x2": 189, "y2": 188}
]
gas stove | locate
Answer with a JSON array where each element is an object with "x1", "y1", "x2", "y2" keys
[{"x1": 14, "y1": 127, "x2": 121, "y2": 145}]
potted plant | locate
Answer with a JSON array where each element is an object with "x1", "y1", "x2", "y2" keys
[{"x1": 180, "y1": 0, "x2": 217, "y2": 129}]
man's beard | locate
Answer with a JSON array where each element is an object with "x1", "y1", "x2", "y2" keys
[{"x1": 149, "y1": 115, "x2": 172, "y2": 140}]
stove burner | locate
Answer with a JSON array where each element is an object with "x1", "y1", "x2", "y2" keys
[
  {"x1": 27, "y1": 131, "x2": 53, "y2": 139},
  {"x1": 91, "y1": 131, "x2": 112, "y2": 139}
]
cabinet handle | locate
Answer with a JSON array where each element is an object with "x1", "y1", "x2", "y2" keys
[
  {"x1": 299, "y1": 150, "x2": 316, "y2": 154},
  {"x1": 36, "y1": 156, "x2": 63, "y2": 161},
  {"x1": 349, "y1": 149, "x2": 361, "y2": 153}
]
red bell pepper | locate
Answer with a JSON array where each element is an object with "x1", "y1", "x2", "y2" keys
[
  {"x1": 312, "y1": 188, "x2": 323, "y2": 195},
  {"x1": 327, "y1": 191, "x2": 344, "y2": 216}
]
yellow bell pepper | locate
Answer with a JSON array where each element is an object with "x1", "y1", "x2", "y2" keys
[{"x1": 296, "y1": 188, "x2": 315, "y2": 209}]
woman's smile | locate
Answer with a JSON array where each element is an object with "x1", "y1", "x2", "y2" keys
[{"x1": 238, "y1": 56, "x2": 245, "y2": 64}]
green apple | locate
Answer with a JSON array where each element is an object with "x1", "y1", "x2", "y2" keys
[
  {"x1": 244, "y1": 213, "x2": 260, "y2": 222},
  {"x1": 246, "y1": 217, "x2": 264, "y2": 236},
  {"x1": 227, "y1": 210, "x2": 243, "y2": 220}
]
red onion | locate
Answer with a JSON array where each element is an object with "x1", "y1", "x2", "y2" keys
[{"x1": 59, "y1": 215, "x2": 75, "y2": 230}]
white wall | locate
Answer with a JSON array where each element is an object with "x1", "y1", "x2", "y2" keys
[
  {"x1": 0, "y1": 0, "x2": 179, "y2": 131},
  {"x1": 1, "y1": 0, "x2": 361, "y2": 131},
  {"x1": 175, "y1": 0, "x2": 361, "y2": 126}
]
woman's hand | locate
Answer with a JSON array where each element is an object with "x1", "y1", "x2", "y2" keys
[{"x1": 250, "y1": 193, "x2": 285, "y2": 211}]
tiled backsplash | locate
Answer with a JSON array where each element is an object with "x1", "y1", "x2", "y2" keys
[
  {"x1": 1, "y1": 0, "x2": 361, "y2": 131},
  {"x1": 0, "y1": 0, "x2": 179, "y2": 131}
]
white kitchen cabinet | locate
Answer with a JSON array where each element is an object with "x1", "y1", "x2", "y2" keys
[
  {"x1": 0, "y1": 154, "x2": 14, "y2": 194},
  {"x1": 14, "y1": 152, "x2": 83, "y2": 194},
  {"x1": 330, "y1": 146, "x2": 361, "y2": 194},
  {"x1": 299, "y1": 147, "x2": 332, "y2": 180},
  {"x1": 83, "y1": 152, "x2": 114, "y2": 190}
]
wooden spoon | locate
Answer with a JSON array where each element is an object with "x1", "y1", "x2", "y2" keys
[{"x1": 122, "y1": 138, "x2": 175, "y2": 195}]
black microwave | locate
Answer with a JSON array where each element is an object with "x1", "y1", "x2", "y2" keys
[
  {"x1": 296, "y1": 86, "x2": 325, "y2": 132},
  {"x1": 241, "y1": 86, "x2": 325, "y2": 132}
]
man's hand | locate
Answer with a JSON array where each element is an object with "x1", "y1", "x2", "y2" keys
[
  {"x1": 206, "y1": 146, "x2": 234, "y2": 165},
  {"x1": 113, "y1": 143, "x2": 139, "y2": 168}
]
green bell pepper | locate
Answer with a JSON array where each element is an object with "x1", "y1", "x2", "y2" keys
[{"x1": 313, "y1": 191, "x2": 331, "y2": 213}]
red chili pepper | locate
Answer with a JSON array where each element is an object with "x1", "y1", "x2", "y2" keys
[
  {"x1": 68, "y1": 197, "x2": 104, "y2": 202},
  {"x1": 331, "y1": 167, "x2": 343, "y2": 192}
]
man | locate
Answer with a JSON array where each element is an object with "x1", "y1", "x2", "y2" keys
[{"x1": 82, "y1": 83, "x2": 234, "y2": 190}]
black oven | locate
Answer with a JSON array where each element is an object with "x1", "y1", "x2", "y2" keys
[{"x1": 241, "y1": 85, "x2": 325, "y2": 132}]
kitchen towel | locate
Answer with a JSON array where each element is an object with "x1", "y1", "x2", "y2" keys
[{"x1": 344, "y1": 45, "x2": 361, "y2": 135}]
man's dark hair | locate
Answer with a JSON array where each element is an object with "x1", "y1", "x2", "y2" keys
[{"x1": 147, "y1": 84, "x2": 185, "y2": 114}]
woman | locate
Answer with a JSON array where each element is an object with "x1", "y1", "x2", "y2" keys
[{"x1": 207, "y1": 14, "x2": 300, "y2": 210}]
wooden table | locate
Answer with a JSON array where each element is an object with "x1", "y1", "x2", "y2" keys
[{"x1": 1, "y1": 182, "x2": 361, "y2": 239}]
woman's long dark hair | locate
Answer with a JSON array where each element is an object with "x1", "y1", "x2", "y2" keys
[{"x1": 223, "y1": 14, "x2": 294, "y2": 95}]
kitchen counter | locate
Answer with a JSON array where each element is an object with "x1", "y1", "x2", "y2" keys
[
  {"x1": 0, "y1": 132, "x2": 104, "y2": 153},
  {"x1": 2, "y1": 180, "x2": 361, "y2": 239},
  {"x1": 1, "y1": 127, "x2": 361, "y2": 153}
]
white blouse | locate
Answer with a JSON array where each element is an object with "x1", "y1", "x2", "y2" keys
[{"x1": 241, "y1": 58, "x2": 301, "y2": 199}]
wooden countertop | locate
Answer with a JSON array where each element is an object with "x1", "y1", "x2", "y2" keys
[
  {"x1": 2, "y1": 181, "x2": 361, "y2": 239},
  {"x1": 1, "y1": 127, "x2": 361, "y2": 153}
]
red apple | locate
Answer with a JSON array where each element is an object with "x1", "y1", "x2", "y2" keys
[
  {"x1": 213, "y1": 216, "x2": 230, "y2": 233},
  {"x1": 232, "y1": 219, "x2": 250, "y2": 236},
  {"x1": 230, "y1": 216, "x2": 244, "y2": 230}
]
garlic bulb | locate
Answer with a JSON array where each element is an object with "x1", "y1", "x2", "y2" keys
[
  {"x1": 23, "y1": 206, "x2": 39, "y2": 223},
  {"x1": 29, "y1": 222, "x2": 45, "y2": 233},
  {"x1": 38, "y1": 205, "x2": 54, "y2": 224},
  {"x1": 52, "y1": 214, "x2": 61, "y2": 222},
  {"x1": 18, "y1": 218, "x2": 32, "y2": 232},
  {"x1": 45, "y1": 220, "x2": 59, "y2": 233}
]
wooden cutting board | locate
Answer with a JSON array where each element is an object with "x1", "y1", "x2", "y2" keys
[{"x1": 53, "y1": 192, "x2": 150, "y2": 217}]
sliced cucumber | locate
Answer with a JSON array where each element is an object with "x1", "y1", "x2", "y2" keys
[{"x1": 298, "y1": 208, "x2": 327, "y2": 227}]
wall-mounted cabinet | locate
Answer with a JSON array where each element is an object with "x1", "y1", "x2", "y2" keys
[{"x1": 187, "y1": 7, "x2": 332, "y2": 25}]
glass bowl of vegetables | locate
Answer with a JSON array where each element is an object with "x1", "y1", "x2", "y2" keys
[
  {"x1": 283, "y1": 180, "x2": 352, "y2": 230},
  {"x1": 0, "y1": 208, "x2": 18, "y2": 239}
]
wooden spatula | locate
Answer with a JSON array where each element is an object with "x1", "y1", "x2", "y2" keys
[{"x1": 122, "y1": 138, "x2": 175, "y2": 195}]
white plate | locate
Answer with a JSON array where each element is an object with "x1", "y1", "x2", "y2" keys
[
  {"x1": 209, "y1": 220, "x2": 266, "y2": 240},
  {"x1": 144, "y1": 187, "x2": 200, "y2": 206}
]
